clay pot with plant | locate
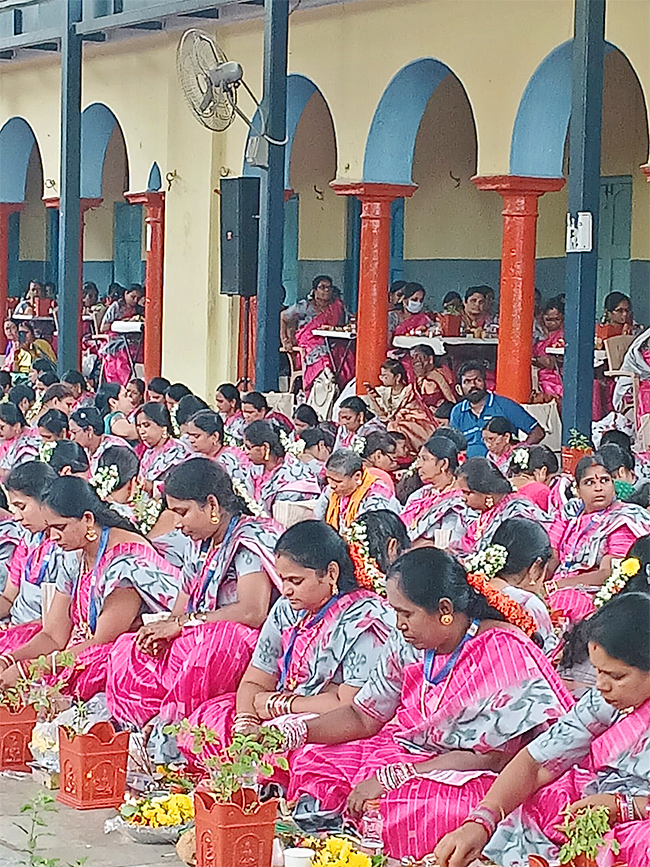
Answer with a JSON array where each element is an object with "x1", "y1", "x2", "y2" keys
[
  {"x1": 528, "y1": 804, "x2": 626, "y2": 867},
  {"x1": 561, "y1": 428, "x2": 593, "y2": 476},
  {"x1": 169, "y1": 721, "x2": 287, "y2": 867}
]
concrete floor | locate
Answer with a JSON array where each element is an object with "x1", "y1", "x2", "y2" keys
[{"x1": 0, "y1": 775, "x2": 183, "y2": 867}]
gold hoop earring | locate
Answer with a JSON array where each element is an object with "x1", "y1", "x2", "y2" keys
[
  {"x1": 86, "y1": 527, "x2": 98, "y2": 542},
  {"x1": 440, "y1": 613, "x2": 454, "y2": 626}
]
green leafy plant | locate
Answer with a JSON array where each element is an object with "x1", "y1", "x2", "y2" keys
[
  {"x1": 14, "y1": 791, "x2": 87, "y2": 867},
  {"x1": 165, "y1": 721, "x2": 288, "y2": 806},
  {"x1": 558, "y1": 805, "x2": 620, "y2": 864},
  {"x1": 567, "y1": 429, "x2": 592, "y2": 452},
  {"x1": 0, "y1": 652, "x2": 74, "y2": 714},
  {"x1": 59, "y1": 698, "x2": 90, "y2": 739}
]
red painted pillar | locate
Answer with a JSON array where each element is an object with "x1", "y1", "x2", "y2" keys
[
  {"x1": 472, "y1": 175, "x2": 565, "y2": 403},
  {"x1": 0, "y1": 202, "x2": 25, "y2": 351},
  {"x1": 331, "y1": 181, "x2": 416, "y2": 391},
  {"x1": 125, "y1": 192, "x2": 165, "y2": 381}
]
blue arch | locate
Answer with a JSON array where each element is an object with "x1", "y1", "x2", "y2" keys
[
  {"x1": 147, "y1": 161, "x2": 162, "y2": 192},
  {"x1": 242, "y1": 74, "x2": 329, "y2": 188},
  {"x1": 0, "y1": 118, "x2": 41, "y2": 203},
  {"x1": 81, "y1": 102, "x2": 127, "y2": 198},
  {"x1": 510, "y1": 39, "x2": 616, "y2": 178},
  {"x1": 363, "y1": 58, "x2": 461, "y2": 185}
]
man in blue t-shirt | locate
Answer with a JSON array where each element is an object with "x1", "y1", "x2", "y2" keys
[{"x1": 449, "y1": 360, "x2": 545, "y2": 457}]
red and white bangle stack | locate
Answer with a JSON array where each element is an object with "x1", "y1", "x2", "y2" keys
[
  {"x1": 375, "y1": 762, "x2": 418, "y2": 793},
  {"x1": 461, "y1": 804, "x2": 503, "y2": 840}
]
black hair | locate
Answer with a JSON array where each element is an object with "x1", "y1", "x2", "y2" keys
[
  {"x1": 242, "y1": 391, "x2": 269, "y2": 413},
  {"x1": 390, "y1": 280, "x2": 406, "y2": 295},
  {"x1": 187, "y1": 409, "x2": 224, "y2": 441},
  {"x1": 339, "y1": 396, "x2": 374, "y2": 422},
  {"x1": 457, "y1": 456, "x2": 512, "y2": 495},
  {"x1": 543, "y1": 295, "x2": 565, "y2": 316},
  {"x1": 599, "y1": 429, "x2": 633, "y2": 455},
  {"x1": 326, "y1": 449, "x2": 363, "y2": 476},
  {"x1": 484, "y1": 416, "x2": 515, "y2": 439},
  {"x1": 82, "y1": 282, "x2": 99, "y2": 303},
  {"x1": 507, "y1": 444, "x2": 559, "y2": 477},
  {"x1": 166, "y1": 383, "x2": 192, "y2": 403},
  {"x1": 217, "y1": 383, "x2": 241, "y2": 409},
  {"x1": 38, "y1": 371, "x2": 59, "y2": 388},
  {"x1": 464, "y1": 286, "x2": 490, "y2": 302},
  {"x1": 380, "y1": 358, "x2": 408, "y2": 383},
  {"x1": 97, "y1": 445, "x2": 139, "y2": 488},
  {"x1": 128, "y1": 378, "x2": 145, "y2": 398},
  {"x1": 176, "y1": 394, "x2": 210, "y2": 427},
  {"x1": 603, "y1": 291, "x2": 631, "y2": 314},
  {"x1": 61, "y1": 370, "x2": 87, "y2": 389},
  {"x1": 147, "y1": 377, "x2": 171, "y2": 396},
  {"x1": 8, "y1": 383, "x2": 35, "y2": 407},
  {"x1": 362, "y1": 431, "x2": 396, "y2": 460},
  {"x1": 594, "y1": 444, "x2": 635, "y2": 475},
  {"x1": 442, "y1": 291, "x2": 463, "y2": 307},
  {"x1": 275, "y1": 520, "x2": 356, "y2": 593},
  {"x1": 43, "y1": 476, "x2": 137, "y2": 532},
  {"x1": 164, "y1": 458, "x2": 251, "y2": 515},
  {"x1": 458, "y1": 359, "x2": 487, "y2": 381},
  {"x1": 244, "y1": 420, "x2": 285, "y2": 458},
  {"x1": 575, "y1": 454, "x2": 609, "y2": 484},
  {"x1": 356, "y1": 510, "x2": 410, "y2": 574},
  {"x1": 43, "y1": 383, "x2": 74, "y2": 405},
  {"x1": 0, "y1": 371, "x2": 11, "y2": 390},
  {"x1": 300, "y1": 425, "x2": 336, "y2": 451},
  {"x1": 629, "y1": 483, "x2": 650, "y2": 508},
  {"x1": 587, "y1": 593, "x2": 650, "y2": 671},
  {"x1": 95, "y1": 383, "x2": 121, "y2": 418},
  {"x1": 0, "y1": 486, "x2": 7, "y2": 511},
  {"x1": 421, "y1": 434, "x2": 459, "y2": 472},
  {"x1": 20, "y1": 322, "x2": 36, "y2": 337},
  {"x1": 136, "y1": 402, "x2": 173, "y2": 434},
  {"x1": 70, "y1": 406, "x2": 103, "y2": 436},
  {"x1": 434, "y1": 401, "x2": 454, "y2": 421},
  {"x1": 431, "y1": 426, "x2": 468, "y2": 454},
  {"x1": 490, "y1": 518, "x2": 552, "y2": 575},
  {"x1": 401, "y1": 282, "x2": 426, "y2": 300},
  {"x1": 5, "y1": 460, "x2": 56, "y2": 500},
  {"x1": 108, "y1": 283, "x2": 125, "y2": 301},
  {"x1": 411, "y1": 343, "x2": 435, "y2": 359},
  {"x1": 48, "y1": 441, "x2": 90, "y2": 475},
  {"x1": 0, "y1": 402, "x2": 25, "y2": 428},
  {"x1": 388, "y1": 548, "x2": 506, "y2": 622},
  {"x1": 32, "y1": 358, "x2": 54, "y2": 375},
  {"x1": 38, "y1": 409, "x2": 69, "y2": 438},
  {"x1": 311, "y1": 275, "x2": 333, "y2": 291},
  {"x1": 293, "y1": 404, "x2": 319, "y2": 427}
]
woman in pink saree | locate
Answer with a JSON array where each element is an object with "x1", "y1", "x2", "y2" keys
[
  {"x1": 0, "y1": 476, "x2": 180, "y2": 700},
  {"x1": 532, "y1": 297, "x2": 565, "y2": 399},
  {"x1": 507, "y1": 444, "x2": 573, "y2": 517},
  {"x1": 105, "y1": 458, "x2": 283, "y2": 728},
  {"x1": 388, "y1": 282, "x2": 433, "y2": 338},
  {"x1": 273, "y1": 548, "x2": 572, "y2": 861},
  {"x1": 435, "y1": 592, "x2": 650, "y2": 867},
  {"x1": 136, "y1": 403, "x2": 191, "y2": 494},
  {"x1": 454, "y1": 457, "x2": 548, "y2": 555},
  {"x1": 295, "y1": 287, "x2": 353, "y2": 394},
  {"x1": 0, "y1": 402, "x2": 41, "y2": 482},
  {"x1": 545, "y1": 454, "x2": 650, "y2": 625}
]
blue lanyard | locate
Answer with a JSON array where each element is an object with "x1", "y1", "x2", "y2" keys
[
  {"x1": 424, "y1": 618, "x2": 480, "y2": 686},
  {"x1": 87, "y1": 526, "x2": 111, "y2": 633},
  {"x1": 191, "y1": 516, "x2": 239, "y2": 613},
  {"x1": 278, "y1": 594, "x2": 342, "y2": 690},
  {"x1": 23, "y1": 532, "x2": 45, "y2": 584}
]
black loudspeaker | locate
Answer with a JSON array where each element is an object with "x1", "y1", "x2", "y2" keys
[{"x1": 220, "y1": 176, "x2": 260, "y2": 297}]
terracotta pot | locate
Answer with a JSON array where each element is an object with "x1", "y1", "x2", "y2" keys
[
  {"x1": 439, "y1": 312, "x2": 462, "y2": 337},
  {"x1": 0, "y1": 704, "x2": 36, "y2": 772},
  {"x1": 528, "y1": 856, "x2": 626, "y2": 867},
  {"x1": 194, "y1": 786, "x2": 278, "y2": 867},
  {"x1": 57, "y1": 721, "x2": 129, "y2": 810},
  {"x1": 596, "y1": 323, "x2": 624, "y2": 342},
  {"x1": 561, "y1": 446, "x2": 593, "y2": 476}
]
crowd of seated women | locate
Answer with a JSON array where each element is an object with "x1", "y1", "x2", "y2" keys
[{"x1": 0, "y1": 360, "x2": 648, "y2": 866}]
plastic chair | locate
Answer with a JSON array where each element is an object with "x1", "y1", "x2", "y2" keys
[{"x1": 604, "y1": 334, "x2": 634, "y2": 373}]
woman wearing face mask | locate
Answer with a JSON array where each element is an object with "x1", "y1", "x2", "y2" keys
[
  {"x1": 105, "y1": 458, "x2": 283, "y2": 731},
  {"x1": 544, "y1": 455, "x2": 650, "y2": 626},
  {"x1": 273, "y1": 548, "x2": 571, "y2": 861},
  {"x1": 315, "y1": 449, "x2": 400, "y2": 531},
  {"x1": 401, "y1": 435, "x2": 474, "y2": 549},
  {"x1": 388, "y1": 282, "x2": 432, "y2": 338},
  {"x1": 468, "y1": 519, "x2": 557, "y2": 655},
  {"x1": 0, "y1": 463, "x2": 74, "y2": 656},
  {"x1": 174, "y1": 520, "x2": 395, "y2": 762},
  {"x1": 435, "y1": 592, "x2": 650, "y2": 867},
  {"x1": 0, "y1": 476, "x2": 180, "y2": 699},
  {"x1": 136, "y1": 403, "x2": 191, "y2": 495}
]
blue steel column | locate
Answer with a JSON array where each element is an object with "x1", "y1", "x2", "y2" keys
[
  {"x1": 255, "y1": 0, "x2": 289, "y2": 392},
  {"x1": 57, "y1": 0, "x2": 83, "y2": 374},
  {"x1": 562, "y1": 0, "x2": 605, "y2": 440}
]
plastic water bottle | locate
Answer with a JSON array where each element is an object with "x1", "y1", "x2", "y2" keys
[{"x1": 359, "y1": 802, "x2": 384, "y2": 855}]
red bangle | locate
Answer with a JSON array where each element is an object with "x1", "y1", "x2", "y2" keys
[{"x1": 462, "y1": 816, "x2": 494, "y2": 840}]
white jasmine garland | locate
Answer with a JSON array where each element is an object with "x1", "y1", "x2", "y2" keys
[
  {"x1": 168, "y1": 404, "x2": 180, "y2": 438},
  {"x1": 89, "y1": 464, "x2": 120, "y2": 500},
  {"x1": 351, "y1": 435, "x2": 366, "y2": 456},
  {"x1": 511, "y1": 448, "x2": 530, "y2": 471},
  {"x1": 341, "y1": 520, "x2": 386, "y2": 596},
  {"x1": 594, "y1": 557, "x2": 643, "y2": 608},
  {"x1": 38, "y1": 441, "x2": 56, "y2": 464},
  {"x1": 465, "y1": 543, "x2": 509, "y2": 580},
  {"x1": 132, "y1": 485, "x2": 164, "y2": 534},
  {"x1": 278, "y1": 428, "x2": 305, "y2": 457},
  {"x1": 231, "y1": 478, "x2": 267, "y2": 517}
]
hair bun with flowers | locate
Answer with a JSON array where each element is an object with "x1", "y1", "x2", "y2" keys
[
  {"x1": 510, "y1": 447, "x2": 530, "y2": 472},
  {"x1": 231, "y1": 477, "x2": 267, "y2": 518},
  {"x1": 278, "y1": 427, "x2": 305, "y2": 457},
  {"x1": 594, "y1": 556, "x2": 643, "y2": 608},
  {"x1": 89, "y1": 464, "x2": 120, "y2": 500},
  {"x1": 38, "y1": 441, "x2": 56, "y2": 464},
  {"x1": 341, "y1": 521, "x2": 385, "y2": 596},
  {"x1": 465, "y1": 544, "x2": 508, "y2": 580},
  {"x1": 350, "y1": 435, "x2": 366, "y2": 456},
  {"x1": 465, "y1": 569, "x2": 538, "y2": 637}
]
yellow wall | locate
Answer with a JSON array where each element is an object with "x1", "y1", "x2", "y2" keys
[
  {"x1": 19, "y1": 146, "x2": 45, "y2": 261},
  {"x1": 84, "y1": 125, "x2": 128, "y2": 262},
  {"x1": 0, "y1": 0, "x2": 649, "y2": 392}
]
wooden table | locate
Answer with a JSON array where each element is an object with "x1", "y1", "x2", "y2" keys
[{"x1": 546, "y1": 346, "x2": 607, "y2": 367}]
